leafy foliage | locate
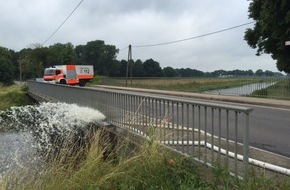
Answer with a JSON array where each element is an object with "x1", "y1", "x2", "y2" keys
[
  {"x1": 48, "y1": 43, "x2": 76, "y2": 65},
  {"x1": 132, "y1": 59, "x2": 145, "y2": 77},
  {"x1": 143, "y1": 58, "x2": 163, "y2": 77},
  {"x1": 75, "y1": 40, "x2": 119, "y2": 76},
  {"x1": 244, "y1": 0, "x2": 290, "y2": 73},
  {"x1": 163, "y1": 66, "x2": 177, "y2": 77},
  {"x1": 0, "y1": 58, "x2": 14, "y2": 85},
  {"x1": 0, "y1": 47, "x2": 15, "y2": 85}
]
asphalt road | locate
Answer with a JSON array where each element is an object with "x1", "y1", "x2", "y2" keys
[
  {"x1": 168, "y1": 95, "x2": 290, "y2": 157},
  {"x1": 189, "y1": 98, "x2": 290, "y2": 157},
  {"x1": 248, "y1": 105, "x2": 290, "y2": 157}
]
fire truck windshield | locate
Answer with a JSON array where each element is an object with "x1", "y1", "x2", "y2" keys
[{"x1": 44, "y1": 69, "x2": 55, "y2": 76}]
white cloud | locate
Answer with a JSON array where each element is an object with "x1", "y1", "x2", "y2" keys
[{"x1": 0, "y1": 0, "x2": 280, "y2": 72}]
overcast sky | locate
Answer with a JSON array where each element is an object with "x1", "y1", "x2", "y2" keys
[{"x1": 0, "y1": 0, "x2": 280, "y2": 72}]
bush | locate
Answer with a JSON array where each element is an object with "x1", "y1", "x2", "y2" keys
[{"x1": 0, "y1": 58, "x2": 14, "y2": 85}]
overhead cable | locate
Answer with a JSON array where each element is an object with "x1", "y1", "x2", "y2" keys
[
  {"x1": 119, "y1": 46, "x2": 129, "y2": 52},
  {"x1": 133, "y1": 21, "x2": 255, "y2": 48},
  {"x1": 42, "y1": 0, "x2": 85, "y2": 45}
]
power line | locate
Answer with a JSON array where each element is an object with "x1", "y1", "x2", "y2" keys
[
  {"x1": 119, "y1": 46, "x2": 129, "y2": 52},
  {"x1": 133, "y1": 21, "x2": 255, "y2": 48},
  {"x1": 42, "y1": 0, "x2": 85, "y2": 45}
]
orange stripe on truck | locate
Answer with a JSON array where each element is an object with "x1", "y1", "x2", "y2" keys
[
  {"x1": 67, "y1": 65, "x2": 76, "y2": 70},
  {"x1": 77, "y1": 74, "x2": 94, "y2": 79}
]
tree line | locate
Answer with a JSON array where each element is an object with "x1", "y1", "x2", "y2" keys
[{"x1": 0, "y1": 40, "x2": 284, "y2": 85}]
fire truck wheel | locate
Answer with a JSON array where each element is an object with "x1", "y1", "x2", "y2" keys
[
  {"x1": 79, "y1": 79, "x2": 86, "y2": 87},
  {"x1": 60, "y1": 79, "x2": 66, "y2": 85}
]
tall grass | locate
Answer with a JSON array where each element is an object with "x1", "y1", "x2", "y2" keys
[
  {"x1": 0, "y1": 130, "x2": 208, "y2": 190},
  {"x1": 252, "y1": 79, "x2": 290, "y2": 100},
  {"x1": 0, "y1": 84, "x2": 35, "y2": 110},
  {"x1": 1, "y1": 129, "x2": 289, "y2": 190}
]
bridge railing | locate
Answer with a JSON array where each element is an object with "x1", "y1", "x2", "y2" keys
[{"x1": 27, "y1": 80, "x2": 253, "y2": 178}]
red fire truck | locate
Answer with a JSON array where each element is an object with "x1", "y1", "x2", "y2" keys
[{"x1": 43, "y1": 65, "x2": 94, "y2": 86}]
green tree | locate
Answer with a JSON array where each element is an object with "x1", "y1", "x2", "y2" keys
[
  {"x1": 210, "y1": 69, "x2": 227, "y2": 77},
  {"x1": 178, "y1": 68, "x2": 204, "y2": 77},
  {"x1": 109, "y1": 60, "x2": 121, "y2": 76},
  {"x1": 143, "y1": 59, "x2": 163, "y2": 77},
  {"x1": 18, "y1": 47, "x2": 48, "y2": 79},
  {"x1": 0, "y1": 57, "x2": 14, "y2": 85},
  {"x1": 247, "y1": 69, "x2": 254, "y2": 76},
  {"x1": 264, "y1": 70, "x2": 274, "y2": 76},
  {"x1": 75, "y1": 40, "x2": 118, "y2": 76},
  {"x1": 244, "y1": 0, "x2": 290, "y2": 73},
  {"x1": 18, "y1": 43, "x2": 77, "y2": 80},
  {"x1": 163, "y1": 66, "x2": 177, "y2": 77},
  {"x1": 133, "y1": 59, "x2": 145, "y2": 77},
  {"x1": 0, "y1": 46, "x2": 12, "y2": 59},
  {"x1": 255, "y1": 69, "x2": 264, "y2": 76},
  {"x1": 117, "y1": 60, "x2": 128, "y2": 77},
  {"x1": 48, "y1": 43, "x2": 76, "y2": 66},
  {"x1": 0, "y1": 47, "x2": 16, "y2": 84}
]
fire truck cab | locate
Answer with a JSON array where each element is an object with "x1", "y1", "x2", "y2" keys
[{"x1": 43, "y1": 65, "x2": 94, "y2": 86}]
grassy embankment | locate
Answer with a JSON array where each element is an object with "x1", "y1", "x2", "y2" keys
[
  {"x1": 0, "y1": 84, "x2": 35, "y2": 110},
  {"x1": 92, "y1": 77, "x2": 262, "y2": 92},
  {"x1": 91, "y1": 77, "x2": 290, "y2": 99},
  {"x1": 252, "y1": 79, "x2": 290, "y2": 100},
  {"x1": 1, "y1": 131, "x2": 289, "y2": 190}
]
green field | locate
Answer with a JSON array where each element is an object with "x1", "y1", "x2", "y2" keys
[
  {"x1": 90, "y1": 77, "x2": 290, "y2": 100},
  {"x1": 252, "y1": 80, "x2": 290, "y2": 99},
  {"x1": 96, "y1": 77, "x2": 263, "y2": 92}
]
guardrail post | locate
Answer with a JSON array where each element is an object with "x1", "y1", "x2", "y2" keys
[{"x1": 243, "y1": 112, "x2": 250, "y2": 180}]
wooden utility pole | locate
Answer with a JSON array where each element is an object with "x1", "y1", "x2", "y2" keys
[
  {"x1": 126, "y1": 45, "x2": 132, "y2": 86},
  {"x1": 19, "y1": 60, "x2": 22, "y2": 83}
]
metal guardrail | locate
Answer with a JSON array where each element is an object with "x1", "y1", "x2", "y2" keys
[{"x1": 27, "y1": 80, "x2": 253, "y2": 179}]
